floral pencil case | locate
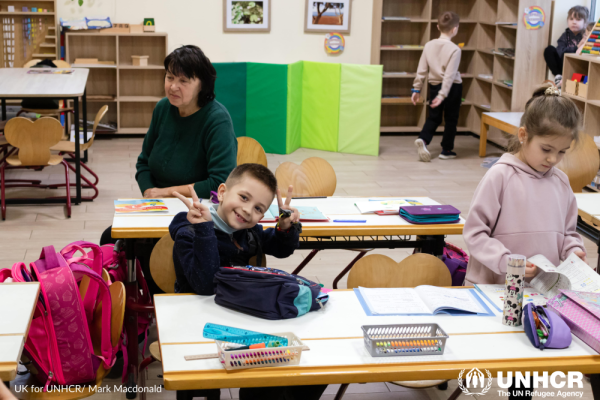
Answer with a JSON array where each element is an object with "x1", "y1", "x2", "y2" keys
[{"x1": 522, "y1": 303, "x2": 572, "y2": 350}]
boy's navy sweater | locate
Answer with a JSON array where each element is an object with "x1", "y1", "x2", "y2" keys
[
  {"x1": 557, "y1": 28, "x2": 583, "y2": 58},
  {"x1": 169, "y1": 212, "x2": 300, "y2": 295}
]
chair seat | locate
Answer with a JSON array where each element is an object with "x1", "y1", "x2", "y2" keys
[
  {"x1": 7, "y1": 154, "x2": 63, "y2": 166},
  {"x1": 149, "y1": 341, "x2": 162, "y2": 362},
  {"x1": 51, "y1": 139, "x2": 91, "y2": 153},
  {"x1": 390, "y1": 380, "x2": 449, "y2": 388}
]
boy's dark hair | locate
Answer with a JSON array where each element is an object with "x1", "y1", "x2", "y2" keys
[
  {"x1": 164, "y1": 45, "x2": 216, "y2": 108},
  {"x1": 438, "y1": 11, "x2": 460, "y2": 33},
  {"x1": 226, "y1": 164, "x2": 278, "y2": 197},
  {"x1": 568, "y1": 6, "x2": 589, "y2": 22}
]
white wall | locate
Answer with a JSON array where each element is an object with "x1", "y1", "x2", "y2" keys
[{"x1": 57, "y1": 0, "x2": 374, "y2": 65}]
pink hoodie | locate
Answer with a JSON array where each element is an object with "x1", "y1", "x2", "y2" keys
[{"x1": 464, "y1": 153, "x2": 585, "y2": 285}]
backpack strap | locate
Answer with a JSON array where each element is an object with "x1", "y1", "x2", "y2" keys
[
  {"x1": 69, "y1": 264, "x2": 115, "y2": 369},
  {"x1": 11, "y1": 262, "x2": 33, "y2": 282},
  {"x1": 0, "y1": 268, "x2": 13, "y2": 282},
  {"x1": 36, "y1": 246, "x2": 61, "y2": 272}
]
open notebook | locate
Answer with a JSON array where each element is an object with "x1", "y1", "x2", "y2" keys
[
  {"x1": 260, "y1": 205, "x2": 329, "y2": 222},
  {"x1": 354, "y1": 286, "x2": 494, "y2": 316}
]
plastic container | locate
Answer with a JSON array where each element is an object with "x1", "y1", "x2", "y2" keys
[
  {"x1": 215, "y1": 332, "x2": 305, "y2": 370},
  {"x1": 362, "y1": 324, "x2": 448, "y2": 357}
]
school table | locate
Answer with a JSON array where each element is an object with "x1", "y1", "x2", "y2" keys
[
  {"x1": 111, "y1": 196, "x2": 465, "y2": 397},
  {"x1": 574, "y1": 192, "x2": 600, "y2": 270},
  {"x1": 154, "y1": 290, "x2": 600, "y2": 394},
  {"x1": 479, "y1": 112, "x2": 522, "y2": 157},
  {"x1": 0, "y1": 68, "x2": 90, "y2": 204},
  {"x1": 0, "y1": 282, "x2": 40, "y2": 384}
]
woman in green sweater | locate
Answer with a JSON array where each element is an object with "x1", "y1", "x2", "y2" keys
[{"x1": 137, "y1": 45, "x2": 237, "y2": 199}]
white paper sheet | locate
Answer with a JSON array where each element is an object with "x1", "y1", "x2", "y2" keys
[{"x1": 530, "y1": 253, "x2": 600, "y2": 297}]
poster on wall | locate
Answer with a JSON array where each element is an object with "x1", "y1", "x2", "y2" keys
[
  {"x1": 223, "y1": 0, "x2": 270, "y2": 32},
  {"x1": 305, "y1": 0, "x2": 351, "y2": 33},
  {"x1": 523, "y1": 6, "x2": 545, "y2": 30}
]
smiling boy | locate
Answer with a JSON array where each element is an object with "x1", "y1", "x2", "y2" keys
[{"x1": 169, "y1": 163, "x2": 301, "y2": 295}]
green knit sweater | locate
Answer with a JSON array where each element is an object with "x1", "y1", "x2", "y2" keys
[{"x1": 135, "y1": 98, "x2": 238, "y2": 198}]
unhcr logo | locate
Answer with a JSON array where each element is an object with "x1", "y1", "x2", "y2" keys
[{"x1": 458, "y1": 368, "x2": 493, "y2": 396}]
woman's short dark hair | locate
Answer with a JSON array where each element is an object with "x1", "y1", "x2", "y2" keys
[{"x1": 164, "y1": 45, "x2": 216, "y2": 108}]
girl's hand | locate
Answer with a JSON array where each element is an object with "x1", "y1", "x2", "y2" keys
[
  {"x1": 574, "y1": 250, "x2": 588, "y2": 265},
  {"x1": 276, "y1": 185, "x2": 300, "y2": 231},
  {"x1": 411, "y1": 92, "x2": 420, "y2": 106},
  {"x1": 525, "y1": 261, "x2": 538, "y2": 278},
  {"x1": 173, "y1": 185, "x2": 212, "y2": 224}
]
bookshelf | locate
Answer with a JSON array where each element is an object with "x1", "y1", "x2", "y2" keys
[
  {"x1": 371, "y1": 0, "x2": 551, "y2": 145},
  {"x1": 0, "y1": 0, "x2": 58, "y2": 68},
  {"x1": 65, "y1": 31, "x2": 168, "y2": 134}
]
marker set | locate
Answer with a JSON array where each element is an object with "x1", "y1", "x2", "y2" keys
[
  {"x1": 362, "y1": 323, "x2": 449, "y2": 357},
  {"x1": 2, "y1": 18, "x2": 14, "y2": 67}
]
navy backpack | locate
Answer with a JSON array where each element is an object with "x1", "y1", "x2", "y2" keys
[{"x1": 214, "y1": 266, "x2": 329, "y2": 320}]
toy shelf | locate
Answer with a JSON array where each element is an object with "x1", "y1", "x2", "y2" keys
[
  {"x1": 66, "y1": 31, "x2": 168, "y2": 134},
  {"x1": 372, "y1": 0, "x2": 550, "y2": 143}
]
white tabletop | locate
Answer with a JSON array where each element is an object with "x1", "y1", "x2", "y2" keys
[
  {"x1": 483, "y1": 112, "x2": 523, "y2": 127},
  {"x1": 575, "y1": 193, "x2": 600, "y2": 217},
  {"x1": 112, "y1": 197, "x2": 465, "y2": 232},
  {"x1": 0, "y1": 68, "x2": 90, "y2": 98}
]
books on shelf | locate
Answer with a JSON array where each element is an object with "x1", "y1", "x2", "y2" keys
[
  {"x1": 500, "y1": 80, "x2": 513, "y2": 87},
  {"x1": 493, "y1": 48, "x2": 515, "y2": 58},
  {"x1": 382, "y1": 16, "x2": 410, "y2": 21},
  {"x1": 114, "y1": 199, "x2": 168, "y2": 214},
  {"x1": 355, "y1": 285, "x2": 494, "y2": 316},
  {"x1": 478, "y1": 74, "x2": 493, "y2": 80}
]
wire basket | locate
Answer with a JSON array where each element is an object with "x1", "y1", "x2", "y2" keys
[
  {"x1": 216, "y1": 332, "x2": 305, "y2": 370},
  {"x1": 362, "y1": 324, "x2": 448, "y2": 357}
]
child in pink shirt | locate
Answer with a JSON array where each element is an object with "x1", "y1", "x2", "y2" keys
[{"x1": 464, "y1": 86, "x2": 588, "y2": 285}]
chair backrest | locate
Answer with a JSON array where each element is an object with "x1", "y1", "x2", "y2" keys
[
  {"x1": 347, "y1": 254, "x2": 452, "y2": 289},
  {"x1": 556, "y1": 134, "x2": 600, "y2": 192},
  {"x1": 23, "y1": 59, "x2": 42, "y2": 68},
  {"x1": 237, "y1": 137, "x2": 268, "y2": 167},
  {"x1": 150, "y1": 234, "x2": 177, "y2": 293},
  {"x1": 5, "y1": 117, "x2": 63, "y2": 166},
  {"x1": 83, "y1": 105, "x2": 109, "y2": 150},
  {"x1": 275, "y1": 157, "x2": 337, "y2": 197}
]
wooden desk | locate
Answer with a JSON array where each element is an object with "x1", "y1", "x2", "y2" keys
[
  {"x1": 479, "y1": 112, "x2": 522, "y2": 157},
  {"x1": 155, "y1": 291, "x2": 600, "y2": 391},
  {"x1": 0, "y1": 68, "x2": 90, "y2": 204},
  {"x1": 0, "y1": 282, "x2": 40, "y2": 383},
  {"x1": 575, "y1": 193, "x2": 600, "y2": 270}
]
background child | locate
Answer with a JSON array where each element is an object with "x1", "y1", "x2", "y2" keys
[
  {"x1": 544, "y1": 5, "x2": 589, "y2": 88},
  {"x1": 412, "y1": 11, "x2": 462, "y2": 162},
  {"x1": 464, "y1": 85, "x2": 587, "y2": 288}
]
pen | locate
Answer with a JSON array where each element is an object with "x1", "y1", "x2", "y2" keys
[
  {"x1": 333, "y1": 219, "x2": 367, "y2": 223},
  {"x1": 292, "y1": 196, "x2": 326, "y2": 199}
]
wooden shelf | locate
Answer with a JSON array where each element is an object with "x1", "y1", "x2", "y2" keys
[
  {"x1": 382, "y1": 18, "x2": 430, "y2": 22},
  {"x1": 118, "y1": 96, "x2": 163, "y2": 102},
  {"x1": 32, "y1": 53, "x2": 56, "y2": 58},
  {"x1": 461, "y1": 100, "x2": 473, "y2": 105},
  {"x1": 476, "y1": 76, "x2": 494, "y2": 84},
  {"x1": 72, "y1": 64, "x2": 117, "y2": 69},
  {"x1": 493, "y1": 81, "x2": 513, "y2": 90},
  {"x1": 587, "y1": 99, "x2": 600, "y2": 108},
  {"x1": 562, "y1": 92, "x2": 587, "y2": 103},
  {"x1": 87, "y1": 95, "x2": 116, "y2": 101},
  {"x1": 380, "y1": 126, "x2": 422, "y2": 132},
  {"x1": 45, "y1": 36, "x2": 56, "y2": 40},
  {"x1": 381, "y1": 47, "x2": 424, "y2": 51},
  {"x1": 461, "y1": 74, "x2": 474, "y2": 78},
  {"x1": 0, "y1": 11, "x2": 54, "y2": 15},
  {"x1": 118, "y1": 64, "x2": 164, "y2": 70},
  {"x1": 436, "y1": 126, "x2": 471, "y2": 132},
  {"x1": 474, "y1": 104, "x2": 492, "y2": 111},
  {"x1": 116, "y1": 128, "x2": 149, "y2": 134},
  {"x1": 430, "y1": 19, "x2": 477, "y2": 23},
  {"x1": 383, "y1": 73, "x2": 417, "y2": 78},
  {"x1": 39, "y1": 43, "x2": 54, "y2": 48}
]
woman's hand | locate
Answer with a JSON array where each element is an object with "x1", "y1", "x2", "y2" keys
[
  {"x1": 411, "y1": 92, "x2": 420, "y2": 106},
  {"x1": 525, "y1": 261, "x2": 538, "y2": 278},
  {"x1": 276, "y1": 185, "x2": 300, "y2": 231},
  {"x1": 173, "y1": 185, "x2": 212, "y2": 224},
  {"x1": 144, "y1": 188, "x2": 169, "y2": 198}
]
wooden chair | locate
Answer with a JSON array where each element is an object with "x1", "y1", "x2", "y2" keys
[
  {"x1": 48, "y1": 105, "x2": 109, "y2": 200},
  {"x1": 556, "y1": 134, "x2": 600, "y2": 192},
  {"x1": 237, "y1": 137, "x2": 268, "y2": 167},
  {"x1": 1, "y1": 117, "x2": 71, "y2": 220},
  {"x1": 15, "y1": 281, "x2": 126, "y2": 400},
  {"x1": 336, "y1": 253, "x2": 460, "y2": 400}
]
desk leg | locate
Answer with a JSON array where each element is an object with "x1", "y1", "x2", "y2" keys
[
  {"x1": 1, "y1": 99, "x2": 6, "y2": 121},
  {"x1": 124, "y1": 238, "x2": 139, "y2": 400},
  {"x1": 590, "y1": 375, "x2": 600, "y2": 400},
  {"x1": 74, "y1": 97, "x2": 82, "y2": 204},
  {"x1": 82, "y1": 89, "x2": 88, "y2": 164},
  {"x1": 418, "y1": 235, "x2": 446, "y2": 256},
  {"x1": 479, "y1": 118, "x2": 489, "y2": 157}
]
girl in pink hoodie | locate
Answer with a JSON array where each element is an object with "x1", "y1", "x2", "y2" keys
[{"x1": 464, "y1": 86, "x2": 587, "y2": 285}]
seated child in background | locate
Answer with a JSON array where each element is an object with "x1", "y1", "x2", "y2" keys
[
  {"x1": 544, "y1": 5, "x2": 589, "y2": 87},
  {"x1": 169, "y1": 164, "x2": 328, "y2": 400},
  {"x1": 464, "y1": 85, "x2": 588, "y2": 289},
  {"x1": 170, "y1": 163, "x2": 301, "y2": 295}
]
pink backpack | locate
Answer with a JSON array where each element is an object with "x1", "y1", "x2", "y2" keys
[{"x1": 0, "y1": 245, "x2": 116, "y2": 390}]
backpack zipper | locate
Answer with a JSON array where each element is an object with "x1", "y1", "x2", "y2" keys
[{"x1": 43, "y1": 371, "x2": 53, "y2": 392}]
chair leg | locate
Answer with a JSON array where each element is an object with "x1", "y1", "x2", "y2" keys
[
  {"x1": 447, "y1": 385, "x2": 463, "y2": 400},
  {"x1": 291, "y1": 249, "x2": 321, "y2": 275},
  {"x1": 1, "y1": 163, "x2": 6, "y2": 220},
  {"x1": 334, "y1": 384, "x2": 350, "y2": 400},
  {"x1": 62, "y1": 160, "x2": 71, "y2": 218},
  {"x1": 332, "y1": 251, "x2": 368, "y2": 289}
]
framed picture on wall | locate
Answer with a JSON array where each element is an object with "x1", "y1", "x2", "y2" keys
[
  {"x1": 223, "y1": 0, "x2": 271, "y2": 32},
  {"x1": 305, "y1": 0, "x2": 351, "y2": 33}
]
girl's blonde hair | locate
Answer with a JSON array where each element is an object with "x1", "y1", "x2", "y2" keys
[{"x1": 508, "y1": 85, "x2": 582, "y2": 153}]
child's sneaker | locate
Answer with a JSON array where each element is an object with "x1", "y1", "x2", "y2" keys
[
  {"x1": 554, "y1": 74, "x2": 562, "y2": 87},
  {"x1": 439, "y1": 150, "x2": 457, "y2": 159},
  {"x1": 414, "y1": 138, "x2": 431, "y2": 162}
]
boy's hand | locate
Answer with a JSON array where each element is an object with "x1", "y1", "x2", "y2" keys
[
  {"x1": 411, "y1": 92, "x2": 420, "y2": 105},
  {"x1": 430, "y1": 96, "x2": 443, "y2": 108},
  {"x1": 525, "y1": 261, "x2": 538, "y2": 278},
  {"x1": 276, "y1": 185, "x2": 300, "y2": 231},
  {"x1": 173, "y1": 185, "x2": 212, "y2": 224},
  {"x1": 574, "y1": 250, "x2": 588, "y2": 265}
]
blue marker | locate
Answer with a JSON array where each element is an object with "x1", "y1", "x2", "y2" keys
[{"x1": 333, "y1": 219, "x2": 367, "y2": 223}]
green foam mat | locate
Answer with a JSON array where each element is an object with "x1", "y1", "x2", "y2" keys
[
  {"x1": 213, "y1": 62, "x2": 247, "y2": 137},
  {"x1": 286, "y1": 61, "x2": 304, "y2": 154},
  {"x1": 338, "y1": 64, "x2": 382, "y2": 156}
]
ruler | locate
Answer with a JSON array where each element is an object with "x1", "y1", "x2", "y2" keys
[{"x1": 203, "y1": 323, "x2": 288, "y2": 346}]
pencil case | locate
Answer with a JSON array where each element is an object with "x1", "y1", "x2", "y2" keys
[
  {"x1": 362, "y1": 323, "x2": 448, "y2": 357},
  {"x1": 547, "y1": 290, "x2": 600, "y2": 352},
  {"x1": 522, "y1": 303, "x2": 571, "y2": 350},
  {"x1": 215, "y1": 332, "x2": 305, "y2": 370},
  {"x1": 399, "y1": 205, "x2": 460, "y2": 225}
]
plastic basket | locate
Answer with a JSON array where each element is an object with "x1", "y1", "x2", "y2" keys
[
  {"x1": 216, "y1": 332, "x2": 305, "y2": 370},
  {"x1": 362, "y1": 323, "x2": 448, "y2": 357}
]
